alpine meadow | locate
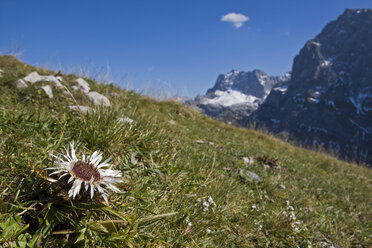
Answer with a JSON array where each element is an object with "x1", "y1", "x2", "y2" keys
[{"x1": 0, "y1": 55, "x2": 371, "y2": 247}]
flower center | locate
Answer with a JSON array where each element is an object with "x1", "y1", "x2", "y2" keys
[{"x1": 72, "y1": 161, "x2": 101, "y2": 182}]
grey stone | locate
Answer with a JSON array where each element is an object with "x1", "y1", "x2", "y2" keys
[
  {"x1": 0, "y1": 69, "x2": 3, "y2": 77},
  {"x1": 73, "y1": 78, "x2": 90, "y2": 93},
  {"x1": 243, "y1": 157, "x2": 254, "y2": 165},
  {"x1": 118, "y1": 117, "x2": 134, "y2": 125},
  {"x1": 278, "y1": 184, "x2": 286, "y2": 189},
  {"x1": 109, "y1": 92, "x2": 120, "y2": 97},
  {"x1": 23, "y1": 72, "x2": 64, "y2": 88},
  {"x1": 15, "y1": 79, "x2": 28, "y2": 88},
  {"x1": 69, "y1": 105, "x2": 93, "y2": 114},
  {"x1": 41, "y1": 75, "x2": 64, "y2": 88},
  {"x1": 23, "y1": 72, "x2": 40, "y2": 83},
  {"x1": 41, "y1": 85, "x2": 53, "y2": 98},
  {"x1": 55, "y1": 76, "x2": 63, "y2": 81},
  {"x1": 86, "y1": 91, "x2": 110, "y2": 106},
  {"x1": 195, "y1": 140, "x2": 214, "y2": 145},
  {"x1": 239, "y1": 169, "x2": 262, "y2": 183}
]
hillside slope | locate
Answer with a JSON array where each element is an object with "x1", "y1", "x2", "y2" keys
[{"x1": 0, "y1": 56, "x2": 371, "y2": 247}]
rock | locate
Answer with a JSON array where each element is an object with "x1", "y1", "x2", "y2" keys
[
  {"x1": 55, "y1": 76, "x2": 63, "y2": 81},
  {"x1": 251, "y1": 9, "x2": 372, "y2": 166},
  {"x1": 239, "y1": 169, "x2": 262, "y2": 183},
  {"x1": 23, "y1": 72, "x2": 40, "y2": 83},
  {"x1": 195, "y1": 140, "x2": 214, "y2": 145},
  {"x1": 118, "y1": 116, "x2": 134, "y2": 125},
  {"x1": 69, "y1": 105, "x2": 93, "y2": 114},
  {"x1": 41, "y1": 85, "x2": 53, "y2": 98},
  {"x1": 262, "y1": 164, "x2": 271, "y2": 170},
  {"x1": 278, "y1": 184, "x2": 286, "y2": 189},
  {"x1": 73, "y1": 78, "x2": 90, "y2": 93},
  {"x1": 23, "y1": 72, "x2": 64, "y2": 88},
  {"x1": 243, "y1": 157, "x2": 254, "y2": 165},
  {"x1": 0, "y1": 69, "x2": 3, "y2": 77},
  {"x1": 42, "y1": 75, "x2": 64, "y2": 88},
  {"x1": 86, "y1": 91, "x2": 110, "y2": 106},
  {"x1": 109, "y1": 92, "x2": 119, "y2": 97},
  {"x1": 15, "y1": 79, "x2": 28, "y2": 88}
]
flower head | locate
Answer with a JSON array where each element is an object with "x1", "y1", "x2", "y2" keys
[{"x1": 47, "y1": 142, "x2": 122, "y2": 203}]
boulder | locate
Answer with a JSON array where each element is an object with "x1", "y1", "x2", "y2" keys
[
  {"x1": 73, "y1": 78, "x2": 90, "y2": 93},
  {"x1": 23, "y1": 72, "x2": 42, "y2": 83},
  {"x1": 239, "y1": 169, "x2": 262, "y2": 183},
  {"x1": 23, "y1": 72, "x2": 64, "y2": 88},
  {"x1": 15, "y1": 79, "x2": 28, "y2": 88},
  {"x1": 69, "y1": 105, "x2": 93, "y2": 114},
  {"x1": 86, "y1": 91, "x2": 110, "y2": 106},
  {"x1": 41, "y1": 85, "x2": 53, "y2": 98}
]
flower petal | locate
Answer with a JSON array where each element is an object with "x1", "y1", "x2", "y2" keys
[
  {"x1": 101, "y1": 193, "x2": 109, "y2": 204},
  {"x1": 68, "y1": 176, "x2": 74, "y2": 184},
  {"x1": 103, "y1": 183, "x2": 121, "y2": 193},
  {"x1": 72, "y1": 179, "x2": 82, "y2": 199},
  {"x1": 90, "y1": 184, "x2": 95, "y2": 199},
  {"x1": 70, "y1": 142, "x2": 78, "y2": 161}
]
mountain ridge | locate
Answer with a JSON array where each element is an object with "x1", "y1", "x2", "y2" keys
[{"x1": 191, "y1": 8, "x2": 372, "y2": 166}]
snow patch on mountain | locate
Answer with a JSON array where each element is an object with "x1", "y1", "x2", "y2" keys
[{"x1": 201, "y1": 89, "x2": 259, "y2": 107}]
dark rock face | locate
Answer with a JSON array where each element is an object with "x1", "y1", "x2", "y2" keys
[{"x1": 251, "y1": 9, "x2": 372, "y2": 166}]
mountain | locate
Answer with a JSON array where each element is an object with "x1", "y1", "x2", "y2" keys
[
  {"x1": 251, "y1": 8, "x2": 372, "y2": 166},
  {"x1": 193, "y1": 9, "x2": 372, "y2": 166},
  {"x1": 193, "y1": 69, "x2": 290, "y2": 124}
]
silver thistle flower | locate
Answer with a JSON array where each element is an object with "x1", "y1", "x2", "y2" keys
[{"x1": 47, "y1": 142, "x2": 122, "y2": 203}]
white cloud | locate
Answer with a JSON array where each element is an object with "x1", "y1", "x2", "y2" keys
[{"x1": 221, "y1": 12, "x2": 249, "y2": 28}]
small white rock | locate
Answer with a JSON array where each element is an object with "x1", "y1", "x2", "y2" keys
[
  {"x1": 86, "y1": 91, "x2": 110, "y2": 106},
  {"x1": 278, "y1": 184, "x2": 286, "y2": 189},
  {"x1": 71, "y1": 85, "x2": 79, "y2": 91},
  {"x1": 15, "y1": 79, "x2": 28, "y2": 88},
  {"x1": 73, "y1": 78, "x2": 90, "y2": 93},
  {"x1": 195, "y1": 140, "x2": 214, "y2": 145},
  {"x1": 0, "y1": 69, "x2": 3, "y2": 77},
  {"x1": 243, "y1": 157, "x2": 254, "y2": 165},
  {"x1": 55, "y1": 76, "x2": 63, "y2": 81},
  {"x1": 69, "y1": 105, "x2": 93, "y2": 114},
  {"x1": 109, "y1": 92, "x2": 119, "y2": 97},
  {"x1": 41, "y1": 85, "x2": 53, "y2": 98},
  {"x1": 41, "y1": 75, "x2": 64, "y2": 88},
  {"x1": 118, "y1": 116, "x2": 134, "y2": 125}
]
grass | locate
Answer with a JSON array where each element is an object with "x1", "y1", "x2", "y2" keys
[{"x1": 0, "y1": 55, "x2": 371, "y2": 247}]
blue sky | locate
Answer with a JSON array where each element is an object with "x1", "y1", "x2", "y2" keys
[{"x1": 1, "y1": 0, "x2": 372, "y2": 97}]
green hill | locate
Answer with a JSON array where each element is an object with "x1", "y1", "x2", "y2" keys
[{"x1": 0, "y1": 55, "x2": 371, "y2": 247}]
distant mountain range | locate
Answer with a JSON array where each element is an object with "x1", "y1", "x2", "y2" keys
[{"x1": 187, "y1": 8, "x2": 372, "y2": 166}]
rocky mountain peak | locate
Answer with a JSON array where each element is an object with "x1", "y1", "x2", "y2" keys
[{"x1": 251, "y1": 8, "x2": 372, "y2": 166}]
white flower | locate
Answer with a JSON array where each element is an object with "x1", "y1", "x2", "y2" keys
[
  {"x1": 47, "y1": 142, "x2": 123, "y2": 203},
  {"x1": 202, "y1": 196, "x2": 216, "y2": 212}
]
